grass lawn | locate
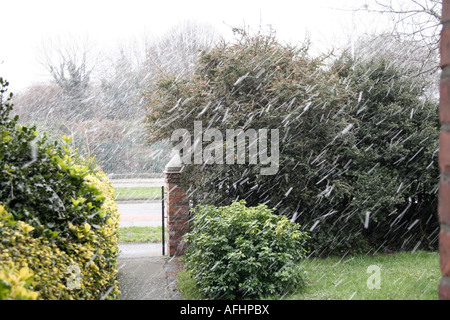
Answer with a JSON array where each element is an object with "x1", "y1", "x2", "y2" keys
[
  {"x1": 119, "y1": 226, "x2": 163, "y2": 242},
  {"x1": 114, "y1": 187, "x2": 164, "y2": 200},
  {"x1": 177, "y1": 251, "x2": 440, "y2": 300}
]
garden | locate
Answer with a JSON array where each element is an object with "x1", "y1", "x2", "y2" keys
[
  {"x1": 0, "y1": 24, "x2": 442, "y2": 300},
  {"x1": 144, "y1": 29, "x2": 440, "y2": 300}
]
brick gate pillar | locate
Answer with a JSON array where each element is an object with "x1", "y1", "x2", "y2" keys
[
  {"x1": 164, "y1": 154, "x2": 190, "y2": 257},
  {"x1": 440, "y1": 0, "x2": 450, "y2": 300}
]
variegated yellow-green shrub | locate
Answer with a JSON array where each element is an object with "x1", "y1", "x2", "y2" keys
[
  {"x1": 0, "y1": 265, "x2": 38, "y2": 300},
  {"x1": 0, "y1": 171, "x2": 121, "y2": 300},
  {"x1": 0, "y1": 78, "x2": 120, "y2": 299}
]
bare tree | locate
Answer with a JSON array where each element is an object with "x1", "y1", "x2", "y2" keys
[
  {"x1": 12, "y1": 83, "x2": 62, "y2": 121},
  {"x1": 97, "y1": 20, "x2": 220, "y2": 121},
  {"x1": 355, "y1": 0, "x2": 441, "y2": 66},
  {"x1": 336, "y1": 0, "x2": 442, "y2": 100},
  {"x1": 145, "y1": 20, "x2": 220, "y2": 78},
  {"x1": 98, "y1": 47, "x2": 147, "y2": 120},
  {"x1": 37, "y1": 34, "x2": 99, "y2": 120},
  {"x1": 343, "y1": 31, "x2": 440, "y2": 99}
]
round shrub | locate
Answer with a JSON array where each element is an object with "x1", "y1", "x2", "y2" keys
[{"x1": 184, "y1": 200, "x2": 309, "y2": 299}]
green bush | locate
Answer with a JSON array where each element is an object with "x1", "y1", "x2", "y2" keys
[
  {"x1": 331, "y1": 54, "x2": 440, "y2": 252},
  {"x1": 0, "y1": 78, "x2": 120, "y2": 299},
  {"x1": 184, "y1": 200, "x2": 309, "y2": 299},
  {"x1": 145, "y1": 29, "x2": 439, "y2": 256},
  {"x1": 145, "y1": 29, "x2": 355, "y2": 255}
]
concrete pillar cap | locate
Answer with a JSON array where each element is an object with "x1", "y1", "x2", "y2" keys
[{"x1": 165, "y1": 152, "x2": 182, "y2": 172}]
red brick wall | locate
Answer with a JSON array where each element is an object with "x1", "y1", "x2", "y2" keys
[
  {"x1": 440, "y1": 0, "x2": 450, "y2": 300},
  {"x1": 164, "y1": 169, "x2": 190, "y2": 257}
]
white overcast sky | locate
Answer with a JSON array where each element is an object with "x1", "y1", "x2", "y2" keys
[{"x1": 0, "y1": 0, "x2": 388, "y2": 93}]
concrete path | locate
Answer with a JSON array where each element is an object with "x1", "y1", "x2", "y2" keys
[
  {"x1": 113, "y1": 178, "x2": 181, "y2": 300},
  {"x1": 119, "y1": 242, "x2": 163, "y2": 257},
  {"x1": 118, "y1": 255, "x2": 170, "y2": 300},
  {"x1": 117, "y1": 243, "x2": 181, "y2": 300}
]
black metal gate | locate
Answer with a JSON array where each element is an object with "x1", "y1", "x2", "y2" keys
[{"x1": 161, "y1": 186, "x2": 166, "y2": 256}]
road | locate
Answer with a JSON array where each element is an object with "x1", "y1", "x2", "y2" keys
[
  {"x1": 110, "y1": 178, "x2": 166, "y2": 228},
  {"x1": 111, "y1": 178, "x2": 165, "y2": 188},
  {"x1": 117, "y1": 201, "x2": 165, "y2": 228}
]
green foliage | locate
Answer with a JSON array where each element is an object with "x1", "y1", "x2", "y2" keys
[
  {"x1": 119, "y1": 226, "x2": 162, "y2": 242},
  {"x1": 177, "y1": 250, "x2": 440, "y2": 300},
  {"x1": 114, "y1": 186, "x2": 163, "y2": 200},
  {"x1": 184, "y1": 200, "x2": 309, "y2": 299},
  {"x1": 0, "y1": 77, "x2": 120, "y2": 299},
  {"x1": 145, "y1": 30, "x2": 356, "y2": 255},
  {"x1": 145, "y1": 29, "x2": 440, "y2": 256},
  {"x1": 287, "y1": 251, "x2": 439, "y2": 300},
  {"x1": 0, "y1": 262, "x2": 38, "y2": 300},
  {"x1": 332, "y1": 54, "x2": 440, "y2": 252}
]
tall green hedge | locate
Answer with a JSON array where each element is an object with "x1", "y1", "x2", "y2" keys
[
  {"x1": 331, "y1": 55, "x2": 440, "y2": 252},
  {"x1": 0, "y1": 78, "x2": 120, "y2": 300},
  {"x1": 145, "y1": 30, "x2": 439, "y2": 256}
]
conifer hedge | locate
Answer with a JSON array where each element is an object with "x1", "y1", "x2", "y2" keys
[{"x1": 145, "y1": 30, "x2": 439, "y2": 256}]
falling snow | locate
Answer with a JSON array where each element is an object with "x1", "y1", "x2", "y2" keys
[{"x1": 2, "y1": 2, "x2": 443, "y2": 300}]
